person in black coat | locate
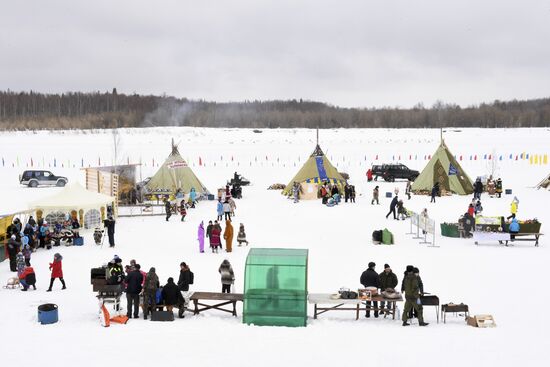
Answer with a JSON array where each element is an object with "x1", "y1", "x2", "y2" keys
[
  {"x1": 103, "y1": 215, "x2": 116, "y2": 247},
  {"x1": 7, "y1": 235, "x2": 20, "y2": 272},
  {"x1": 473, "y1": 178, "x2": 483, "y2": 200},
  {"x1": 161, "y1": 277, "x2": 183, "y2": 313},
  {"x1": 360, "y1": 262, "x2": 381, "y2": 318},
  {"x1": 344, "y1": 185, "x2": 350, "y2": 203},
  {"x1": 125, "y1": 264, "x2": 144, "y2": 318},
  {"x1": 431, "y1": 184, "x2": 438, "y2": 203},
  {"x1": 164, "y1": 199, "x2": 172, "y2": 221},
  {"x1": 177, "y1": 262, "x2": 192, "y2": 292},
  {"x1": 386, "y1": 196, "x2": 399, "y2": 220}
]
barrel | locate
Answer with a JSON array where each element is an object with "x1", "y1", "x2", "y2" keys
[{"x1": 38, "y1": 304, "x2": 58, "y2": 324}]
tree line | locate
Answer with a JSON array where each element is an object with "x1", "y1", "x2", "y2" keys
[{"x1": 0, "y1": 89, "x2": 549, "y2": 130}]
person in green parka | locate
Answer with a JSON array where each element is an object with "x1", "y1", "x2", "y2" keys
[
  {"x1": 402, "y1": 265, "x2": 429, "y2": 327},
  {"x1": 379, "y1": 264, "x2": 398, "y2": 315}
]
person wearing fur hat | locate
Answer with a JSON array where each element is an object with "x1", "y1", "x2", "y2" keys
[
  {"x1": 143, "y1": 267, "x2": 160, "y2": 320},
  {"x1": 402, "y1": 266, "x2": 428, "y2": 327},
  {"x1": 47, "y1": 253, "x2": 66, "y2": 291},
  {"x1": 360, "y1": 262, "x2": 381, "y2": 318},
  {"x1": 237, "y1": 223, "x2": 249, "y2": 246},
  {"x1": 219, "y1": 259, "x2": 235, "y2": 293},
  {"x1": 379, "y1": 264, "x2": 398, "y2": 316}
]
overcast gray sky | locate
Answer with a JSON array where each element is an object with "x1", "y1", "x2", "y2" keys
[{"x1": 1, "y1": 0, "x2": 549, "y2": 108}]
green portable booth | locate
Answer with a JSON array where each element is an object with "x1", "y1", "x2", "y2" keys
[{"x1": 243, "y1": 248, "x2": 308, "y2": 327}]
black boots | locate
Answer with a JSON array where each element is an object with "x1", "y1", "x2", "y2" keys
[
  {"x1": 402, "y1": 321, "x2": 410, "y2": 326},
  {"x1": 419, "y1": 322, "x2": 429, "y2": 326},
  {"x1": 47, "y1": 278, "x2": 66, "y2": 291}
]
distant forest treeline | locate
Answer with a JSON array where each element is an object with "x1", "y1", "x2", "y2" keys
[{"x1": 0, "y1": 89, "x2": 549, "y2": 130}]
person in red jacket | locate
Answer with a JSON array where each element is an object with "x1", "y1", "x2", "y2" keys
[
  {"x1": 367, "y1": 169, "x2": 373, "y2": 182},
  {"x1": 47, "y1": 253, "x2": 66, "y2": 292},
  {"x1": 19, "y1": 266, "x2": 36, "y2": 291},
  {"x1": 467, "y1": 203, "x2": 475, "y2": 217}
]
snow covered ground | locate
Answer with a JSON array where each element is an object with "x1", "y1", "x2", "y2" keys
[{"x1": 1, "y1": 127, "x2": 549, "y2": 366}]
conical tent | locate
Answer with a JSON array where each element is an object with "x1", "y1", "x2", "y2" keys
[
  {"x1": 411, "y1": 141, "x2": 473, "y2": 195},
  {"x1": 145, "y1": 142, "x2": 209, "y2": 196},
  {"x1": 282, "y1": 144, "x2": 345, "y2": 198},
  {"x1": 536, "y1": 174, "x2": 550, "y2": 190}
]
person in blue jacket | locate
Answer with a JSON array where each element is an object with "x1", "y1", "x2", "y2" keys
[
  {"x1": 216, "y1": 199, "x2": 224, "y2": 221},
  {"x1": 190, "y1": 188, "x2": 197, "y2": 205},
  {"x1": 509, "y1": 215, "x2": 520, "y2": 240}
]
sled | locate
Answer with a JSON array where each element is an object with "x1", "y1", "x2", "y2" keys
[
  {"x1": 110, "y1": 315, "x2": 129, "y2": 324},
  {"x1": 3, "y1": 278, "x2": 21, "y2": 289}
]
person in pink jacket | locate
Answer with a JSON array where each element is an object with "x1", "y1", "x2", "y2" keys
[{"x1": 198, "y1": 221, "x2": 205, "y2": 253}]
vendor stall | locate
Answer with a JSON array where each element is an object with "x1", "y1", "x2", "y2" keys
[{"x1": 30, "y1": 183, "x2": 115, "y2": 229}]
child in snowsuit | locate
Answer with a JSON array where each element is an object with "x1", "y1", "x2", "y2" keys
[
  {"x1": 237, "y1": 223, "x2": 249, "y2": 246},
  {"x1": 22, "y1": 244, "x2": 32, "y2": 266},
  {"x1": 47, "y1": 253, "x2": 66, "y2": 291},
  {"x1": 16, "y1": 251, "x2": 26, "y2": 276}
]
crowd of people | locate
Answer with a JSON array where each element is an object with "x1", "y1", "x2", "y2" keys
[
  {"x1": 101, "y1": 255, "x2": 235, "y2": 320},
  {"x1": 360, "y1": 262, "x2": 429, "y2": 326}
]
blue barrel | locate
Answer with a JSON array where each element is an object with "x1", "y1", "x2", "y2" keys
[
  {"x1": 385, "y1": 192, "x2": 392, "y2": 198},
  {"x1": 38, "y1": 304, "x2": 58, "y2": 324}
]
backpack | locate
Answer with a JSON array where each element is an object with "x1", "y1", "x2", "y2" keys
[
  {"x1": 189, "y1": 271, "x2": 194, "y2": 285},
  {"x1": 372, "y1": 230, "x2": 383, "y2": 242}
]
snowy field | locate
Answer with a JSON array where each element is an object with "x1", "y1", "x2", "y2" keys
[{"x1": 1, "y1": 127, "x2": 549, "y2": 366}]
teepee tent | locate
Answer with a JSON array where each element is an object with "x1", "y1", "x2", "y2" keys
[
  {"x1": 411, "y1": 140, "x2": 474, "y2": 195},
  {"x1": 282, "y1": 144, "x2": 346, "y2": 199},
  {"x1": 145, "y1": 141, "x2": 210, "y2": 196},
  {"x1": 536, "y1": 174, "x2": 550, "y2": 190}
]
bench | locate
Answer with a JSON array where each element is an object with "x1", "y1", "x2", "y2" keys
[
  {"x1": 309, "y1": 293, "x2": 403, "y2": 320},
  {"x1": 189, "y1": 292, "x2": 243, "y2": 316},
  {"x1": 474, "y1": 231, "x2": 543, "y2": 247},
  {"x1": 504, "y1": 233, "x2": 543, "y2": 247}
]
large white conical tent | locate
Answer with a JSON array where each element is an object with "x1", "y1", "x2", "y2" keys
[{"x1": 145, "y1": 141, "x2": 210, "y2": 196}]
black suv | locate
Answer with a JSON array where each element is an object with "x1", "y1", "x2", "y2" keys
[
  {"x1": 19, "y1": 170, "x2": 68, "y2": 187},
  {"x1": 371, "y1": 164, "x2": 419, "y2": 182}
]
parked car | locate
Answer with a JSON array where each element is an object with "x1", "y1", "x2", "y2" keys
[
  {"x1": 371, "y1": 164, "x2": 419, "y2": 182},
  {"x1": 19, "y1": 170, "x2": 68, "y2": 187}
]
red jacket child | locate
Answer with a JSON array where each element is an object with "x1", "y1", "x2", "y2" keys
[{"x1": 47, "y1": 253, "x2": 66, "y2": 291}]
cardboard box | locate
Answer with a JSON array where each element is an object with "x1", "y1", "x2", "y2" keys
[{"x1": 467, "y1": 315, "x2": 496, "y2": 328}]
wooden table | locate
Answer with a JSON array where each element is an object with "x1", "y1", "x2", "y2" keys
[
  {"x1": 309, "y1": 293, "x2": 403, "y2": 320},
  {"x1": 189, "y1": 291, "x2": 243, "y2": 317}
]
